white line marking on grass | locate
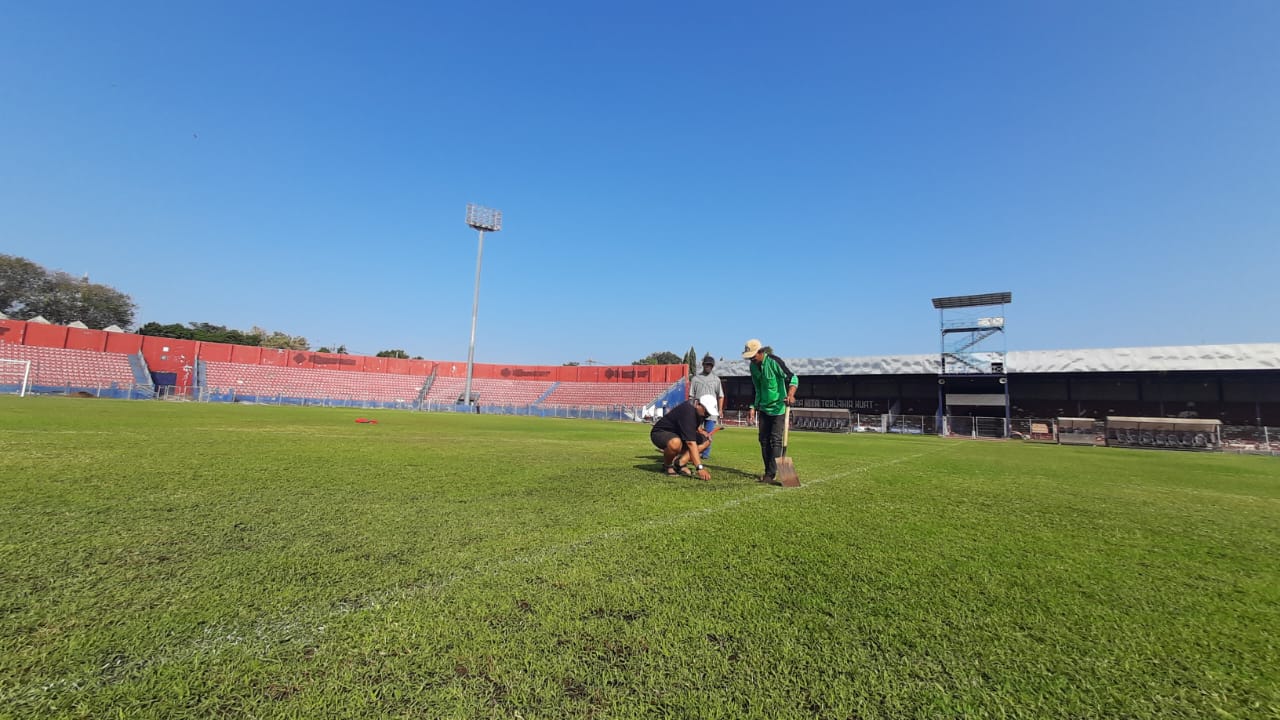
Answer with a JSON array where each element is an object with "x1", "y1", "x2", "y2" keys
[
  {"x1": 1104, "y1": 482, "x2": 1280, "y2": 505},
  {"x1": 0, "y1": 429, "x2": 143, "y2": 436},
  {"x1": 567, "y1": 443, "x2": 962, "y2": 540},
  {"x1": 6, "y1": 444, "x2": 957, "y2": 705},
  {"x1": 195, "y1": 427, "x2": 364, "y2": 438}
]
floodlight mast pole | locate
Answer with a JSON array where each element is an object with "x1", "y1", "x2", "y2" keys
[{"x1": 463, "y1": 204, "x2": 502, "y2": 410}]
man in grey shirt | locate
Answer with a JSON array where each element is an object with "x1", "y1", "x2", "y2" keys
[{"x1": 688, "y1": 354, "x2": 725, "y2": 459}]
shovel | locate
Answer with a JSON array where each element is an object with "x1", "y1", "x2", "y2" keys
[{"x1": 776, "y1": 406, "x2": 800, "y2": 487}]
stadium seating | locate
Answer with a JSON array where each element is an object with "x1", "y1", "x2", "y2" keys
[
  {"x1": 202, "y1": 362, "x2": 672, "y2": 409},
  {"x1": 203, "y1": 361, "x2": 425, "y2": 404},
  {"x1": 539, "y1": 381, "x2": 672, "y2": 407},
  {"x1": 0, "y1": 343, "x2": 136, "y2": 392},
  {"x1": 422, "y1": 376, "x2": 554, "y2": 406}
]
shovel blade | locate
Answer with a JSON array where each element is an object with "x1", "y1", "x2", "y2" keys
[{"x1": 776, "y1": 456, "x2": 800, "y2": 487}]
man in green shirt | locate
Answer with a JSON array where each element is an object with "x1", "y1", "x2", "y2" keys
[{"x1": 742, "y1": 338, "x2": 798, "y2": 485}]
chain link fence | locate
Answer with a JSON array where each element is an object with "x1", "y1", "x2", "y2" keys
[
  {"x1": 10, "y1": 384, "x2": 1278, "y2": 455},
  {"x1": 7, "y1": 381, "x2": 155, "y2": 400},
  {"x1": 1220, "y1": 425, "x2": 1278, "y2": 455}
]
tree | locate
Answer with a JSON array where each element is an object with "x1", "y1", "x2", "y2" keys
[
  {"x1": 136, "y1": 322, "x2": 309, "y2": 350},
  {"x1": 137, "y1": 322, "x2": 195, "y2": 340},
  {"x1": 633, "y1": 351, "x2": 681, "y2": 365},
  {"x1": 21, "y1": 270, "x2": 136, "y2": 328},
  {"x1": 0, "y1": 254, "x2": 45, "y2": 316},
  {"x1": 187, "y1": 322, "x2": 260, "y2": 345},
  {"x1": 138, "y1": 322, "x2": 275, "y2": 346},
  {"x1": 251, "y1": 326, "x2": 309, "y2": 350},
  {"x1": 0, "y1": 256, "x2": 136, "y2": 328},
  {"x1": 684, "y1": 346, "x2": 697, "y2": 377},
  {"x1": 74, "y1": 280, "x2": 137, "y2": 329},
  {"x1": 376, "y1": 349, "x2": 409, "y2": 359}
]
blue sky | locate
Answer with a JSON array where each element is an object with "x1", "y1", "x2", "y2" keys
[{"x1": 2, "y1": 1, "x2": 1277, "y2": 366}]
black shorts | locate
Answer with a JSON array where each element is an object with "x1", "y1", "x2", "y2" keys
[{"x1": 650, "y1": 429, "x2": 680, "y2": 450}]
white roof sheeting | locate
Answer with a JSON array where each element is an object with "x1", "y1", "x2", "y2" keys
[
  {"x1": 1107, "y1": 416, "x2": 1222, "y2": 428},
  {"x1": 716, "y1": 343, "x2": 1280, "y2": 377}
]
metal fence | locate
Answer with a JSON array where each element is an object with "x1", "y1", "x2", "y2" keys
[
  {"x1": 186, "y1": 387, "x2": 643, "y2": 421},
  {"x1": 720, "y1": 411, "x2": 943, "y2": 436},
  {"x1": 1220, "y1": 424, "x2": 1278, "y2": 455},
  {"x1": 945, "y1": 416, "x2": 1007, "y2": 439},
  {"x1": 420, "y1": 402, "x2": 644, "y2": 422},
  {"x1": 720, "y1": 409, "x2": 1278, "y2": 455},
  {"x1": 3, "y1": 382, "x2": 155, "y2": 400},
  {"x1": 9, "y1": 384, "x2": 1278, "y2": 456}
]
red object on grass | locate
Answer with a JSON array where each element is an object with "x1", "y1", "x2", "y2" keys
[{"x1": 355, "y1": 418, "x2": 378, "y2": 424}]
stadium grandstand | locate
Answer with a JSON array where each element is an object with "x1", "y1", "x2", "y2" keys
[
  {"x1": 1, "y1": 316, "x2": 1276, "y2": 451},
  {"x1": 0, "y1": 317, "x2": 687, "y2": 419},
  {"x1": 715, "y1": 343, "x2": 1280, "y2": 445}
]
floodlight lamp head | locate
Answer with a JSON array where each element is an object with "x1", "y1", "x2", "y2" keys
[
  {"x1": 466, "y1": 203, "x2": 502, "y2": 232},
  {"x1": 931, "y1": 291, "x2": 1012, "y2": 309}
]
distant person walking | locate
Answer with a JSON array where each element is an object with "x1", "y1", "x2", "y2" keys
[
  {"x1": 742, "y1": 339, "x2": 797, "y2": 485},
  {"x1": 688, "y1": 354, "x2": 724, "y2": 459}
]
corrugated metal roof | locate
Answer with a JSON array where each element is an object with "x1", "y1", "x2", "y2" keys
[{"x1": 716, "y1": 343, "x2": 1280, "y2": 377}]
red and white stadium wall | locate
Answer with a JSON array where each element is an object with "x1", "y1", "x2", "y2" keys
[
  {"x1": 0, "y1": 318, "x2": 688, "y2": 389},
  {"x1": 428, "y1": 361, "x2": 685, "y2": 384},
  {"x1": 0, "y1": 319, "x2": 23, "y2": 344}
]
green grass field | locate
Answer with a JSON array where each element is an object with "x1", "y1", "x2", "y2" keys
[{"x1": 1, "y1": 397, "x2": 1277, "y2": 719}]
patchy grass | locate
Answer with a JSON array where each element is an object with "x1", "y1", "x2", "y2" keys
[{"x1": 1, "y1": 396, "x2": 1277, "y2": 718}]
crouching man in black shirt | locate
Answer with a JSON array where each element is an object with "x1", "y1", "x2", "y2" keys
[{"x1": 650, "y1": 394, "x2": 718, "y2": 481}]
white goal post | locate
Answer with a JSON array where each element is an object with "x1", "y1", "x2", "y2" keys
[{"x1": 0, "y1": 358, "x2": 32, "y2": 397}]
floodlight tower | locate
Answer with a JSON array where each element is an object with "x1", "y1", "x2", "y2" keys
[
  {"x1": 463, "y1": 203, "x2": 502, "y2": 410},
  {"x1": 931, "y1": 292, "x2": 1012, "y2": 436}
]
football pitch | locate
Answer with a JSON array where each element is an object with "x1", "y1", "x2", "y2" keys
[{"x1": 1, "y1": 397, "x2": 1277, "y2": 719}]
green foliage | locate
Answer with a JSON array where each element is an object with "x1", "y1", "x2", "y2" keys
[
  {"x1": 0, "y1": 255, "x2": 136, "y2": 328},
  {"x1": 250, "y1": 326, "x2": 309, "y2": 350},
  {"x1": 684, "y1": 346, "x2": 697, "y2": 377},
  {"x1": 138, "y1": 321, "x2": 265, "y2": 346},
  {"x1": 376, "y1": 349, "x2": 408, "y2": 359},
  {"x1": 2, "y1": 398, "x2": 1278, "y2": 719},
  {"x1": 0, "y1": 254, "x2": 47, "y2": 316},
  {"x1": 633, "y1": 350, "x2": 681, "y2": 365},
  {"x1": 136, "y1": 322, "x2": 309, "y2": 350},
  {"x1": 137, "y1": 321, "x2": 192, "y2": 339}
]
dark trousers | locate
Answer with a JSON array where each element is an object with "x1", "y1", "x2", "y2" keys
[{"x1": 758, "y1": 411, "x2": 786, "y2": 478}]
